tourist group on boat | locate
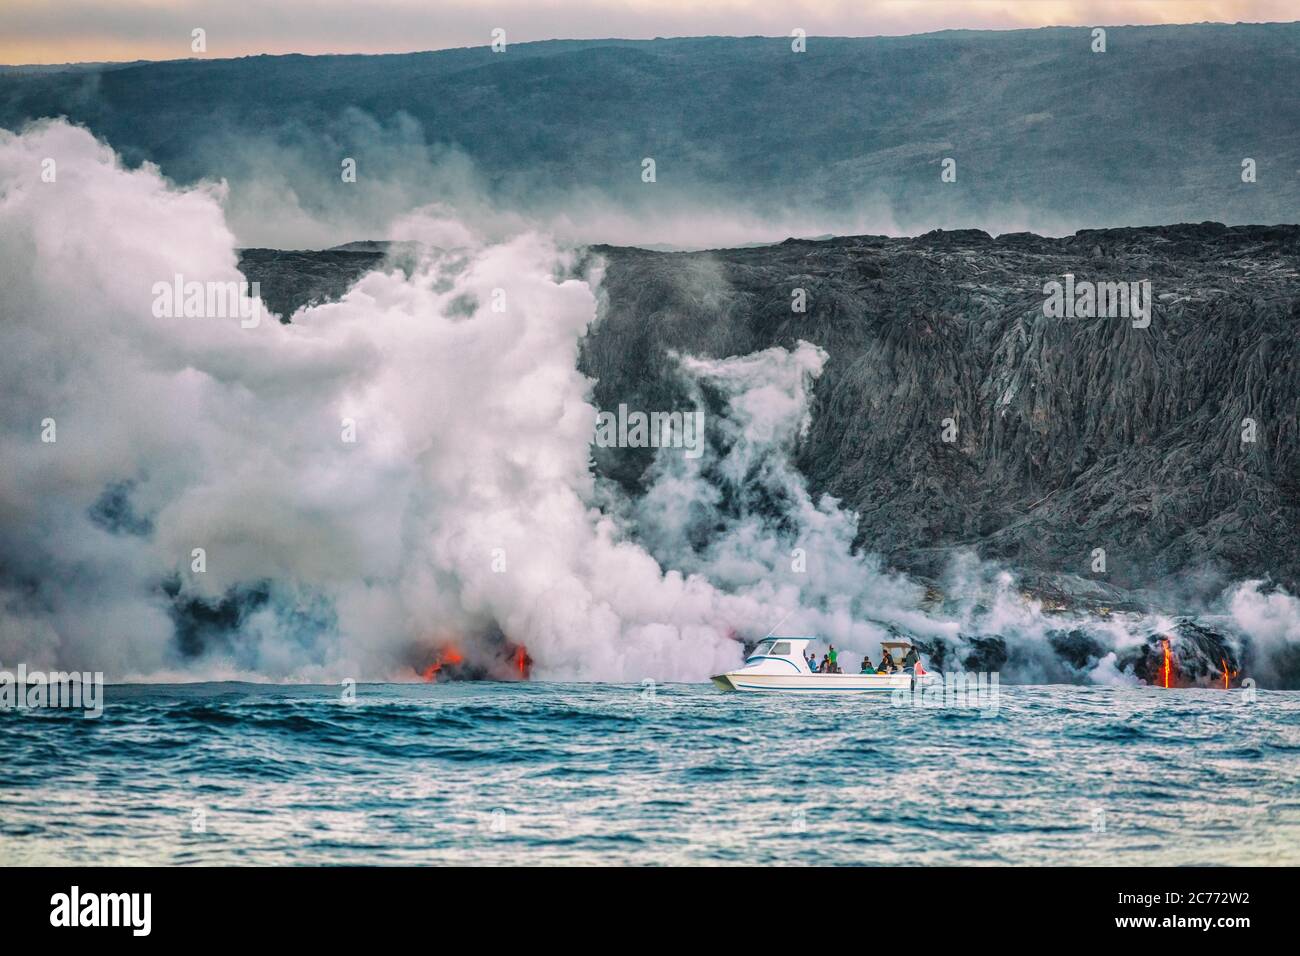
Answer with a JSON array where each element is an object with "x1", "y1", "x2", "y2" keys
[{"x1": 806, "y1": 643, "x2": 919, "y2": 675}]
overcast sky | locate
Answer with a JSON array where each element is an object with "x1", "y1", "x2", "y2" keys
[{"x1": 3, "y1": 0, "x2": 1296, "y2": 64}]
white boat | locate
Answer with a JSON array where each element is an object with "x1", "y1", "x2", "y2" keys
[{"x1": 711, "y1": 638, "x2": 928, "y2": 693}]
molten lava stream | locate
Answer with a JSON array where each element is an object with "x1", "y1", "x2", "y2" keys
[
  {"x1": 513, "y1": 644, "x2": 532, "y2": 680},
  {"x1": 420, "y1": 645, "x2": 465, "y2": 682}
]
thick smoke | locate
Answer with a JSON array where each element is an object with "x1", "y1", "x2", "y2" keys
[
  {"x1": 2, "y1": 120, "x2": 1296, "y2": 686},
  {"x1": 0, "y1": 120, "x2": 781, "y2": 681},
  {"x1": 627, "y1": 343, "x2": 935, "y2": 647},
  {"x1": 130, "y1": 107, "x2": 915, "y2": 251}
]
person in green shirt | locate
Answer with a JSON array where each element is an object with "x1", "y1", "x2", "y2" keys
[{"x1": 828, "y1": 645, "x2": 838, "y2": 671}]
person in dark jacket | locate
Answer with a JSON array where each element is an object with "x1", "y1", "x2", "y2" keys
[{"x1": 860, "y1": 655, "x2": 875, "y2": 674}]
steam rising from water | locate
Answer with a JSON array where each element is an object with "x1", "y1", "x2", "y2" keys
[
  {"x1": 1, "y1": 120, "x2": 1297, "y2": 685},
  {"x1": 0, "y1": 120, "x2": 771, "y2": 681}
]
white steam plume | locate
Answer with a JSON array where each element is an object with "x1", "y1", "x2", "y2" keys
[{"x1": 0, "y1": 120, "x2": 782, "y2": 681}]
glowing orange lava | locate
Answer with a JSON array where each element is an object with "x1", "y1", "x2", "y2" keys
[
  {"x1": 421, "y1": 645, "x2": 465, "y2": 682},
  {"x1": 1160, "y1": 638, "x2": 1172, "y2": 688},
  {"x1": 1220, "y1": 658, "x2": 1238, "y2": 690}
]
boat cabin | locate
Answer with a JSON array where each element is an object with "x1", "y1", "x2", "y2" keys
[{"x1": 745, "y1": 637, "x2": 815, "y2": 673}]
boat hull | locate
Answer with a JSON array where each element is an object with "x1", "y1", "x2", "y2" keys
[{"x1": 711, "y1": 671, "x2": 913, "y2": 693}]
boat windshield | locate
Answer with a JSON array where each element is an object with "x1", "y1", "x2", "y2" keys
[
  {"x1": 749, "y1": 640, "x2": 795, "y2": 658},
  {"x1": 747, "y1": 640, "x2": 800, "y2": 661}
]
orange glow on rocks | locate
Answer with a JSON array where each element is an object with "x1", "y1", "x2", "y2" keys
[{"x1": 420, "y1": 645, "x2": 464, "y2": 682}]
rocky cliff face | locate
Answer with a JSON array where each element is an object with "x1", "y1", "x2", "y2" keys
[
  {"x1": 584, "y1": 223, "x2": 1300, "y2": 602},
  {"x1": 240, "y1": 223, "x2": 1300, "y2": 610}
]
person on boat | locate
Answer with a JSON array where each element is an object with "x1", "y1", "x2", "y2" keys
[
  {"x1": 828, "y1": 645, "x2": 838, "y2": 671},
  {"x1": 901, "y1": 645, "x2": 920, "y2": 670},
  {"x1": 820, "y1": 654, "x2": 831, "y2": 673},
  {"x1": 860, "y1": 655, "x2": 874, "y2": 674},
  {"x1": 807, "y1": 651, "x2": 819, "y2": 672},
  {"x1": 877, "y1": 648, "x2": 896, "y2": 673}
]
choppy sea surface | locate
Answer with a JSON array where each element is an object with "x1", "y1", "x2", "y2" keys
[{"x1": 2, "y1": 682, "x2": 1297, "y2": 865}]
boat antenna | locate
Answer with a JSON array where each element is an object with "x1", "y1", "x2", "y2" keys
[{"x1": 761, "y1": 608, "x2": 794, "y2": 640}]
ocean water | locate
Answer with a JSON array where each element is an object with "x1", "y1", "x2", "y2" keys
[{"x1": 2, "y1": 682, "x2": 1297, "y2": 866}]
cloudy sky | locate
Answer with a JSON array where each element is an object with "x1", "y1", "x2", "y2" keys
[{"x1": 3, "y1": 0, "x2": 1296, "y2": 64}]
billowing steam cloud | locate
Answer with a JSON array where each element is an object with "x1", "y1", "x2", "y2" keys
[
  {"x1": 629, "y1": 343, "x2": 936, "y2": 645},
  {"x1": 0, "y1": 120, "x2": 770, "y2": 681},
  {"x1": 2, "y1": 120, "x2": 1297, "y2": 686}
]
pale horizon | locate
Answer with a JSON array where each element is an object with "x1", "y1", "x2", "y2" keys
[{"x1": 2, "y1": 0, "x2": 1297, "y2": 66}]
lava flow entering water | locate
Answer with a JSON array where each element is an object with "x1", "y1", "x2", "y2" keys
[
  {"x1": 421, "y1": 645, "x2": 465, "y2": 682},
  {"x1": 514, "y1": 645, "x2": 532, "y2": 679},
  {"x1": 416, "y1": 639, "x2": 532, "y2": 682}
]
